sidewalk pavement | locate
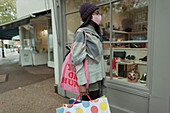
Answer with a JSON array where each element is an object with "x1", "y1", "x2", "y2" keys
[
  {"x1": 0, "y1": 52, "x2": 69, "y2": 113},
  {"x1": 0, "y1": 78, "x2": 69, "y2": 113}
]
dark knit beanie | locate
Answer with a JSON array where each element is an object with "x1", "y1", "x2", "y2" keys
[{"x1": 79, "y1": 3, "x2": 98, "y2": 22}]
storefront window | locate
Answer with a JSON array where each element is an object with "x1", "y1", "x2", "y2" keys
[
  {"x1": 85, "y1": 0, "x2": 110, "y2": 5},
  {"x1": 99, "y1": 5, "x2": 111, "y2": 77},
  {"x1": 66, "y1": 0, "x2": 111, "y2": 13},
  {"x1": 65, "y1": 0, "x2": 149, "y2": 87},
  {"x1": 66, "y1": 0, "x2": 83, "y2": 13},
  {"x1": 66, "y1": 12, "x2": 82, "y2": 43},
  {"x1": 103, "y1": 0, "x2": 149, "y2": 86}
]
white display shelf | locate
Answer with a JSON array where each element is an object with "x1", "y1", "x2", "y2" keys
[
  {"x1": 106, "y1": 76, "x2": 146, "y2": 87},
  {"x1": 103, "y1": 47, "x2": 147, "y2": 52},
  {"x1": 112, "y1": 48, "x2": 147, "y2": 51},
  {"x1": 116, "y1": 60, "x2": 147, "y2": 65}
]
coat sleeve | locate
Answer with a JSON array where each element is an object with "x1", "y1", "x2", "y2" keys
[
  {"x1": 75, "y1": 63, "x2": 87, "y2": 85},
  {"x1": 71, "y1": 30, "x2": 87, "y2": 86}
]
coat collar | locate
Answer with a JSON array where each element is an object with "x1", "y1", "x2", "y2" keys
[{"x1": 80, "y1": 25, "x2": 101, "y2": 39}]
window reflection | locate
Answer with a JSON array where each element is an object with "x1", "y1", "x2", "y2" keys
[
  {"x1": 64, "y1": 0, "x2": 149, "y2": 86},
  {"x1": 103, "y1": 0, "x2": 149, "y2": 86},
  {"x1": 85, "y1": 0, "x2": 110, "y2": 5},
  {"x1": 66, "y1": 13, "x2": 82, "y2": 43},
  {"x1": 66, "y1": 0, "x2": 83, "y2": 13}
]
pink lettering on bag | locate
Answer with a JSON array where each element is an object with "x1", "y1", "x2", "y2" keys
[
  {"x1": 68, "y1": 79, "x2": 73, "y2": 86},
  {"x1": 64, "y1": 77, "x2": 68, "y2": 84},
  {"x1": 68, "y1": 72, "x2": 73, "y2": 79},
  {"x1": 73, "y1": 73, "x2": 78, "y2": 80},
  {"x1": 67, "y1": 64, "x2": 71, "y2": 71},
  {"x1": 61, "y1": 77, "x2": 78, "y2": 87},
  {"x1": 74, "y1": 81, "x2": 79, "y2": 87}
]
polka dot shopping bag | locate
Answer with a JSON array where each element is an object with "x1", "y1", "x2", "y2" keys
[{"x1": 56, "y1": 95, "x2": 111, "y2": 113}]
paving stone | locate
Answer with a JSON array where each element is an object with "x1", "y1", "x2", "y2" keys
[{"x1": 0, "y1": 51, "x2": 69, "y2": 113}]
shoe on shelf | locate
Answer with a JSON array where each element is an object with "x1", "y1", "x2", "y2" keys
[
  {"x1": 140, "y1": 72, "x2": 147, "y2": 84},
  {"x1": 126, "y1": 55, "x2": 131, "y2": 60},
  {"x1": 139, "y1": 56, "x2": 147, "y2": 62},
  {"x1": 126, "y1": 55, "x2": 136, "y2": 60},
  {"x1": 130, "y1": 55, "x2": 135, "y2": 60}
]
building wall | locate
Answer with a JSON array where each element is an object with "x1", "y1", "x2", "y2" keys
[
  {"x1": 16, "y1": 0, "x2": 52, "y2": 18},
  {"x1": 149, "y1": 0, "x2": 170, "y2": 113},
  {"x1": 51, "y1": 0, "x2": 61, "y2": 86}
]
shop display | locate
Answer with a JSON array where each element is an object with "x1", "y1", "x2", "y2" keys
[
  {"x1": 115, "y1": 38, "x2": 126, "y2": 48},
  {"x1": 127, "y1": 70, "x2": 140, "y2": 83},
  {"x1": 106, "y1": 59, "x2": 110, "y2": 76},
  {"x1": 140, "y1": 72, "x2": 147, "y2": 84},
  {"x1": 113, "y1": 51, "x2": 126, "y2": 59},
  {"x1": 103, "y1": 55, "x2": 110, "y2": 60},
  {"x1": 130, "y1": 43, "x2": 146, "y2": 48},
  {"x1": 139, "y1": 56, "x2": 147, "y2": 62},
  {"x1": 108, "y1": 7, "x2": 148, "y2": 84},
  {"x1": 65, "y1": 0, "x2": 148, "y2": 86},
  {"x1": 101, "y1": 28, "x2": 108, "y2": 41},
  {"x1": 117, "y1": 63, "x2": 137, "y2": 78},
  {"x1": 117, "y1": 64, "x2": 126, "y2": 78},
  {"x1": 118, "y1": 70, "x2": 125, "y2": 78},
  {"x1": 125, "y1": 55, "x2": 136, "y2": 60},
  {"x1": 106, "y1": 58, "x2": 118, "y2": 77},
  {"x1": 130, "y1": 35, "x2": 147, "y2": 48}
]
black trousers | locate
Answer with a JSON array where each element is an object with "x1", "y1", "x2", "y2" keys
[{"x1": 81, "y1": 90, "x2": 100, "y2": 101}]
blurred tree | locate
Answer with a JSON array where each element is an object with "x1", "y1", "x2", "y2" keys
[
  {"x1": 113, "y1": 0, "x2": 149, "y2": 18},
  {"x1": 0, "y1": 0, "x2": 17, "y2": 24}
]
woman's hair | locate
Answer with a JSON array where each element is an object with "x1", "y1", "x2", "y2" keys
[{"x1": 76, "y1": 14, "x2": 101, "y2": 37}]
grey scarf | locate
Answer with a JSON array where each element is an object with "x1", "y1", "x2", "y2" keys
[{"x1": 71, "y1": 25, "x2": 103, "y2": 66}]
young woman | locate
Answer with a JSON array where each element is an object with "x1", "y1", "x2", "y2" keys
[{"x1": 71, "y1": 3, "x2": 106, "y2": 101}]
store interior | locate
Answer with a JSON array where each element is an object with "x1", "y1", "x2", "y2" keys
[{"x1": 20, "y1": 15, "x2": 54, "y2": 67}]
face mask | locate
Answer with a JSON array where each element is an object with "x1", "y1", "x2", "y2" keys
[{"x1": 91, "y1": 15, "x2": 101, "y2": 25}]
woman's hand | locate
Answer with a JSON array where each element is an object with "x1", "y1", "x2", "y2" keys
[{"x1": 79, "y1": 85, "x2": 88, "y2": 95}]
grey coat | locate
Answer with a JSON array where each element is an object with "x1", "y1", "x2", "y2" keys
[{"x1": 71, "y1": 25, "x2": 106, "y2": 86}]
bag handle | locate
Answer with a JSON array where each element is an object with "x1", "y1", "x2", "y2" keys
[
  {"x1": 71, "y1": 29, "x2": 87, "y2": 51},
  {"x1": 71, "y1": 94, "x2": 92, "y2": 107}
]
